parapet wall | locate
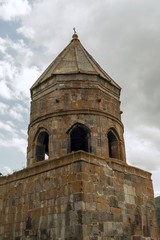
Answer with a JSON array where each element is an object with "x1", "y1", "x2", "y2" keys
[{"x1": 0, "y1": 152, "x2": 158, "y2": 239}]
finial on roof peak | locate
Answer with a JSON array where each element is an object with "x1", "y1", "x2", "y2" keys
[
  {"x1": 73, "y1": 27, "x2": 76, "y2": 34},
  {"x1": 72, "y1": 27, "x2": 78, "y2": 40}
]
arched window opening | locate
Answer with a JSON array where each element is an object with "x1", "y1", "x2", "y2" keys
[
  {"x1": 108, "y1": 130, "x2": 120, "y2": 159},
  {"x1": 69, "y1": 123, "x2": 91, "y2": 153},
  {"x1": 35, "y1": 131, "x2": 49, "y2": 161}
]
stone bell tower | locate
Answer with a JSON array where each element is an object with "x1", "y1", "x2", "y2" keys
[
  {"x1": 27, "y1": 31, "x2": 126, "y2": 167},
  {"x1": 25, "y1": 31, "x2": 158, "y2": 239},
  {"x1": 0, "y1": 31, "x2": 158, "y2": 239}
]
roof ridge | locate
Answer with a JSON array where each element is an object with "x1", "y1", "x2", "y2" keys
[
  {"x1": 79, "y1": 42, "x2": 120, "y2": 88},
  {"x1": 74, "y1": 42, "x2": 80, "y2": 72},
  {"x1": 31, "y1": 42, "x2": 71, "y2": 88}
]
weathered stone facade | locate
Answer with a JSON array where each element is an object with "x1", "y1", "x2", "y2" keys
[{"x1": 0, "y1": 32, "x2": 158, "y2": 239}]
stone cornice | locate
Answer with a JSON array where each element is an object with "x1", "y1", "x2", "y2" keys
[
  {"x1": 28, "y1": 109, "x2": 123, "y2": 130},
  {"x1": 0, "y1": 151, "x2": 151, "y2": 186}
]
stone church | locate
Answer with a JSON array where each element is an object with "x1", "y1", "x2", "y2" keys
[{"x1": 0, "y1": 32, "x2": 158, "y2": 239}]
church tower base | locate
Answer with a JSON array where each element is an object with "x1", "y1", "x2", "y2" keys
[{"x1": 0, "y1": 152, "x2": 158, "y2": 239}]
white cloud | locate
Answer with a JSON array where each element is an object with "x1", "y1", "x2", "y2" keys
[
  {"x1": 0, "y1": 34, "x2": 40, "y2": 166},
  {"x1": 20, "y1": 129, "x2": 27, "y2": 136},
  {"x1": 0, "y1": 102, "x2": 9, "y2": 114},
  {"x1": 0, "y1": 37, "x2": 8, "y2": 53},
  {"x1": 17, "y1": 26, "x2": 35, "y2": 39},
  {"x1": 0, "y1": 121, "x2": 15, "y2": 133},
  {"x1": 13, "y1": 65, "x2": 40, "y2": 99},
  {"x1": 9, "y1": 109, "x2": 23, "y2": 121},
  {"x1": 3, "y1": 166, "x2": 13, "y2": 174},
  {"x1": 18, "y1": 0, "x2": 97, "y2": 51},
  {"x1": 0, "y1": 122, "x2": 27, "y2": 155},
  {"x1": 0, "y1": 102, "x2": 28, "y2": 121},
  {"x1": 125, "y1": 127, "x2": 160, "y2": 171},
  {"x1": 8, "y1": 104, "x2": 28, "y2": 121},
  {"x1": 0, "y1": 0, "x2": 31, "y2": 21},
  {"x1": 152, "y1": 170, "x2": 160, "y2": 197},
  {"x1": 0, "y1": 80, "x2": 13, "y2": 99},
  {"x1": 0, "y1": 37, "x2": 41, "y2": 100},
  {"x1": 10, "y1": 137, "x2": 27, "y2": 154}
]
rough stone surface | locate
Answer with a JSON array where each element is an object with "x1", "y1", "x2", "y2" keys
[
  {"x1": 0, "y1": 152, "x2": 158, "y2": 239},
  {"x1": 0, "y1": 34, "x2": 158, "y2": 239}
]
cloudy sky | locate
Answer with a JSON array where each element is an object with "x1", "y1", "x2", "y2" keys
[{"x1": 0, "y1": 0, "x2": 160, "y2": 196}]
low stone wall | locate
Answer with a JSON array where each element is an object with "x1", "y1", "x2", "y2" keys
[{"x1": 0, "y1": 151, "x2": 158, "y2": 239}]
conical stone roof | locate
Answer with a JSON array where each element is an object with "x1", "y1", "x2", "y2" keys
[{"x1": 31, "y1": 32, "x2": 120, "y2": 89}]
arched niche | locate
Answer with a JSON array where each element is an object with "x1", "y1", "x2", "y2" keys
[
  {"x1": 107, "y1": 128, "x2": 121, "y2": 159},
  {"x1": 34, "y1": 130, "x2": 49, "y2": 161},
  {"x1": 67, "y1": 123, "x2": 91, "y2": 153}
]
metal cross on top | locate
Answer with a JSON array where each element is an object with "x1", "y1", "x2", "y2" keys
[{"x1": 73, "y1": 27, "x2": 76, "y2": 34}]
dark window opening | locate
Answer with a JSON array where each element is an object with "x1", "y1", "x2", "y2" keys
[
  {"x1": 108, "y1": 130, "x2": 119, "y2": 159},
  {"x1": 69, "y1": 124, "x2": 91, "y2": 153},
  {"x1": 35, "y1": 132, "x2": 49, "y2": 161}
]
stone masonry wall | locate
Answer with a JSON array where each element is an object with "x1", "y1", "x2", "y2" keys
[
  {"x1": 27, "y1": 113, "x2": 126, "y2": 166},
  {"x1": 0, "y1": 152, "x2": 158, "y2": 239},
  {"x1": 27, "y1": 74, "x2": 125, "y2": 167}
]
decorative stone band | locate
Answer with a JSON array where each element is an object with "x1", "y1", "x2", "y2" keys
[{"x1": 28, "y1": 109, "x2": 124, "y2": 129}]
